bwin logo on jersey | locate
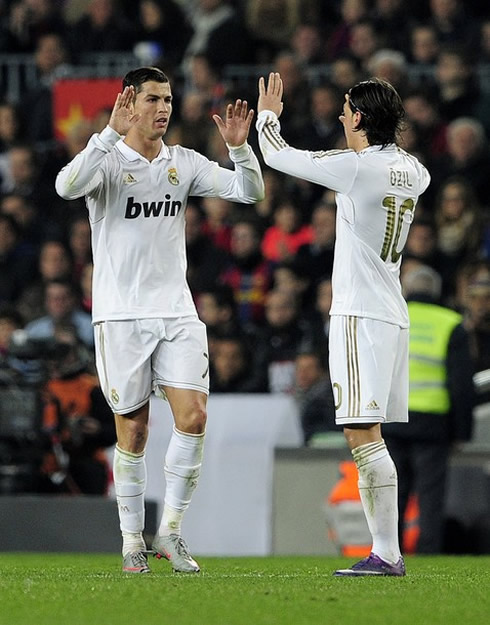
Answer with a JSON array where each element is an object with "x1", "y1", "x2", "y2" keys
[{"x1": 125, "y1": 195, "x2": 183, "y2": 218}]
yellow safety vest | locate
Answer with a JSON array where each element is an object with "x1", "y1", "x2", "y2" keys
[{"x1": 408, "y1": 301, "x2": 462, "y2": 414}]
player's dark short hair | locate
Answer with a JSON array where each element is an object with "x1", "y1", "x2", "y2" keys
[
  {"x1": 349, "y1": 78, "x2": 405, "y2": 147},
  {"x1": 122, "y1": 67, "x2": 169, "y2": 95}
]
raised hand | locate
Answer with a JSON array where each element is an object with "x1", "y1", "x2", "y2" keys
[
  {"x1": 108, "y1": 86, "x2": 140, "y2": 136},
  {"x1": 258, "y1": 72, "x2": 283, "y2": 117},
  {"x1": 212, "y1": 99, "x2": 254, "y2": 147}
]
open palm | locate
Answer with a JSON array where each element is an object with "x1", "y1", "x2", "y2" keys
[{"x1": 213, "y1": 100, "x2": 254, "y2": 147}]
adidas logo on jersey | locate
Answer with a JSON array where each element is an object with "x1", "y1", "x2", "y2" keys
[
  {"x1": 123, "y1": 173, "x2": 137, "y2": 184},
  {"x1": 365, "y1": 399, "x2": 380, "y2": 410}
]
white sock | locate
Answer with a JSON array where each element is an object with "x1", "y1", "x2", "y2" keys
[
  {"x1": 352, "y1": 440, "x2": 401, "y2": 564},
  {"x1": 113, "y1": 445, "x2": 147, "y2": 556},
  {"x1": 158, "y1": 427, "x2": 205, "y2": 537}
]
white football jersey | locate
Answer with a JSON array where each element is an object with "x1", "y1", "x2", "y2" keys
[
  {"x1": 256, "y1": 111, "x2": 430, "y2": 328},
  {"x1": 56, "y1": 126, "x2": 264, "y2": 322}
]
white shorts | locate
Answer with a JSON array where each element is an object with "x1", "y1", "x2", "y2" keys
[
  {"x1": 329, "y1": 315, "x2": 408, "y2": 425},
  {"x1": 94, "y1": 316, "x2": 209, "y2": 414}
]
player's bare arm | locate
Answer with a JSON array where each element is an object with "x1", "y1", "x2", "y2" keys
[
  {"x1": 109, "y1": 85, "x2": 141, "y2": 136},
  {"x1": 257, "y1": 72, "x2": 284, "y2": 117},
  {"x1": 212, "y1": 99, "x2": 254, "y2": 147}
]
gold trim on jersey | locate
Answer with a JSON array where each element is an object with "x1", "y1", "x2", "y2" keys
[
  {"x1": 263, "y1": 117, "x2": 288, "y2": 152},
  {"x1": 95, "y1": 323, "x2": 111, "y2": 405},
  {"x1": 345, "y1": 316, "x2": 361, "y2": 417}
]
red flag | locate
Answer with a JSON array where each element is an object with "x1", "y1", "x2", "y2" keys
[{"x1": 53, "y1": 78, "x2": 121, "y2": 140}]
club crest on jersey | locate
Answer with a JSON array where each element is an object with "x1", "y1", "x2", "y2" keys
[
  {"x1": 168, "y1": 168, "x2": 179, "y2": 185},
  {"x1": 123, "y1": 173, "x2": 137, "y2": 184},
  {"x1": 111, "y1": 388, "x2": 120, "y2": 404}
]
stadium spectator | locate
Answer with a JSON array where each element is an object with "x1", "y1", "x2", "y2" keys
[
  {"x1": 254, "y1": 289, "x2": 310, "y2": 394},
  {"x1": 0, "y1": 193, "x2": 44, "y2": 251},
  {"x1": 434, "y1": 177, "x2": 483, "y2": 303},
  {"x1": 254, "y1": 168, "x2": 287, "y2": 224},
  {"x1": 384, "y1": 264, "x2": 474, "y2": 554},
  {"x1": 200, "y1": 196, "x2": 233, "y2": 253},
  {"x1": 403, "y1": 90, "x2": 448, "y2": 161},
  {"x1": 367, "y1": 49, "x2": 411, "y2": 98},
  {"x1": 301, "y1": 277, "x2": 333, "y2": 365},
  {"x1": 408, "y1": 23, "x2": 440, "y2": 70},
  {"x1": 5, "y1": 0, "x2": 65, "y2": 52},
  {"x1": 169, "y1": 92, "x2": 213, "y2": 155},
  {"x1": 462, "y1": 266, "x2": 490, "y2": 406},
  {"x1": 290, "y1": 23, "x2": 327, "y2": 66},
  {"x1": 295, "y1": 200, "x2": 336, "y2": 286},
  {"x1": 330, "y1": 55, "x2": 365, "y2": 93},
  {"x1": 327, "y1": 0, "x2": 370, "y2": 61},
  {"x1": 67, "y1": 214, "x2": 92, "y2": 284},
  {"x1": 17, "y1": 239, "x2": 73, "y2": 323},
  {"x1": 0, "y1": 213, "x2": 37, "y2": 306},
  {"x1": 478, "y1": 19, "x2": 490, "y2": 63},
  {"x1": 133, "y1": 0, "x2": 191, "y2": 67},
  {"x1": 347, "y1": 19, "x2": 382, "y2": 74},
  {"x1": 432, "y1": 117, "x2": 490, "y2": 206},
  {"x1": 220, "y1": 219, "x2": 273, "y2": 327},
  {"x1": 293, "y1": 350, "x2": 340, "y2": 446},
  {"x1": 21, "y1": 32, "x2": 71, "y2": 147},
  {"x1": 79, "y1": 261, "x2": 93, "y2": 316},
  {"x1": 404, "y1": 218, "x2": 442, "y2": 275},
  {"x1": 370, "y1": 0, "x2": 411, "y2": 52},
  {"x1": 183, "y1": 0, "x2": 253, "y2": 72},
  {"x1": 185, "y1": 202, "x2": 230, "y2": 296},
  {"x1": 185, "y1": 54, "x2": 228, "y2": 119},
  {"x1": 261, "y1": 199, "x2": 313, "y2": 263},
  {"x1": 0, "y1": 101, "x2": 22, "y2": 155},
  {"x1": 293, "y1": 82, "x2": 344, "y2": 150},
  {"x1": 434, "y1": 47, "x2": 483, "y2": 124},
  {"x1": 245, "y1": 0, "x2": 318, "y2": 64},
  {"x1": 209, "y1": 334, "x2": 266, "y2": 393},
  {"x1": 25, "y1": 278, "x2": 94, "y2": 349},
  {"x1": 427, "y1": 0, "x2": 478, "y2": 49},
  {"x1": 0, "y1": 305, "x2": 23, "y2": 359},
  {"x1": 69, "y1": 0, "x2": 134, "y2": 56},
  {"x1": 271, "y1": 51, "x2": 310, "y2": 139},
  {"x1": 197, "y1": 284, "x2": 242, "y2": 352}
]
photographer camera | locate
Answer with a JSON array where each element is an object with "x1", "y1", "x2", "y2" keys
[
  {"x1": 38, "y1": 324, "x2": 117, "y2": 495},
  {"x1": 0, "y1": 315, "x2": 59, "y2": 494},
  {"x1": 1, "y1": 323, "x2": 116, "y2": 495}
]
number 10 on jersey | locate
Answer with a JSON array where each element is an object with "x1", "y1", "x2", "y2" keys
[{"x1": 380, "y1": 196, "x2": 415, "y2": 263}]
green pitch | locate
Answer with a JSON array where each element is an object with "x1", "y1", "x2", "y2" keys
[{"x1": 0, "y1": 554, "x2": 488, "y2": 625}]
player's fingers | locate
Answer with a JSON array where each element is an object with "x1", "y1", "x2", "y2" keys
[
  {"x1": 273, "y1": 73, "x2": 282, "y2": 96},
  {"x1": 240, "y1": 100, "x2": 248, "y2": 119},
  {"x1": 277, "y1": 76, "x2": 283, "y2": 99},
  {"x1": 226, "y1": 103, "x2": 234, "y2": 119},
  {"x1": 246, "y1": 109, "x2": 254, "y2": 124},
  {"x1": 233, "y1": 99, "x2": 242, "y2": 117},
  {"x1": 258, "y1": 76, "x2": 265, "y2": 95},
  {"x1": 267, "y1": 72, "x2": 274, "y2": 94},
  {"x1": 212, "y1": 114, "x2": 225, "y2": 130}
]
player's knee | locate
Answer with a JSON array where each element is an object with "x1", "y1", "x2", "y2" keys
[
  {"x1": 117, "y1": 410, "x2": 149, "y2": 452},
  {"x1": 178, "y1": 403, "x2": 207, "y2": 434}
]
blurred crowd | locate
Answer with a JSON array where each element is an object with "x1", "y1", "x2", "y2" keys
[{"x1": 0, "y1": 0, "x2": 489, "y2": 475}]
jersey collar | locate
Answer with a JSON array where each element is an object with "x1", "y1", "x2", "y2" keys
[{"x1": 116, "y1": 139, "x2": 171, "y2": 162}]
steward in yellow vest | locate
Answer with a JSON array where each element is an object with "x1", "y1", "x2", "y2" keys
[{"x1": 384, "y1": 265, "x2": 475, "y2": 553}]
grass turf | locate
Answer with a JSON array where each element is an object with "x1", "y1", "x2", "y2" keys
[{"x1": 0, "y1": 554, "x2": 488, "y2": 625}]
